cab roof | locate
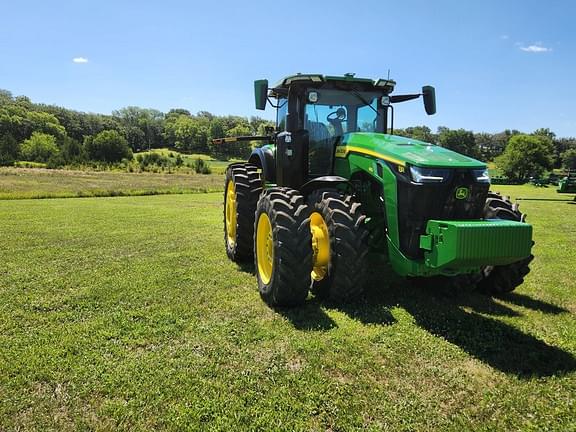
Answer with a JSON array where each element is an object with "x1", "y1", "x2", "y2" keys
[{"x1": 270, "y1": 73, "x2": 396, "y2": 97}]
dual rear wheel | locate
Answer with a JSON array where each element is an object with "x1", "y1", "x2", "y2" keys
[
  {"x1": 254, "y1": 188, "x2": 369, "y2": 306},
  {"x1": 224, "y1": 164, "x2": 368, "y2": 307},
  {"x1": 253, "y1": 188, "x2": 369, "y2": 306}
]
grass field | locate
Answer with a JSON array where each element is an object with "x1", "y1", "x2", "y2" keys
[
  {"x1": 0, "y1": 167, "x2": 223, "y2": 200},
  {"x1": 1, "y1": 184, "x2": 575, "y2": 430},
  {"x1": 133, "y1": 148, "x2": 240, "y2": 174}
]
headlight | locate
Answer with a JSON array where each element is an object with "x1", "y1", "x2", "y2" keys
[
  {"x1": 472, "y1": 169, "x2": 490, "y2": 183},
  {"x1": 409, "y1": 166, "x2": 450, "y2": 183}
]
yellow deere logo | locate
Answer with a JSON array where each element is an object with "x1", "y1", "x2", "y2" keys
[{"x1": 455, "y1": 187, "x2": 469, "y2": 200}]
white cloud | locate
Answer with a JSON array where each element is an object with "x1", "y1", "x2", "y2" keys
[
  {"x1": 500, "y1": 34, "x2": 509, "y2": 40},
  {"x1": 72, "y1": 57, "x2": 89, "y2": 64},
  {"x1": 519, "y1": 44, "x2": 551, "y2": 53}
]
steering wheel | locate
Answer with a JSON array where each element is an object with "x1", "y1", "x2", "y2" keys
[{"x1": 327, "y1": 107, "x2": 347, "y2": 122}]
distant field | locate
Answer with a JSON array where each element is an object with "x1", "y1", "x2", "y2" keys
[
  {"x1": 133, "y1": 148, "x2": 240, "y2": 174},
  {"x1": 0, "y1": 167, "x2": 224, "y2": 199},
  {"x1": 0, "y1": 184, "x2": 575, "y2": 430}
]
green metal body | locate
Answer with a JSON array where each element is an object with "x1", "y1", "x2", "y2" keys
[
  {"x1": 420, "y1": 220, "x2": 533, "y2": 271},
  {"x1": 329, "y1": 132, "x2": 533, "y2": 276}
]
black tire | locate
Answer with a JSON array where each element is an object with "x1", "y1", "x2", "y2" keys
[
  {"x1": 224, "y1": 163, "x2": 262, "y2": 262},
  {"x1": 476, "y1": 192, "x2": 534, "y2": 295},
  {"x1": 308, "y1": 190, "x2": 369, "y2": 303},
  {"x1": 255, "y1": 188, "x2": 312, "y2": 307}
]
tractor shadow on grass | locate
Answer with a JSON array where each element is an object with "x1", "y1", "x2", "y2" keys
[
  {"x1": 344, "y1": 271, "x2": 576, "y2": 379},
  {"x1": 275, "y1": 297, "x2": 339, "y2": 331},
  {"x1": 236, "y1": 262, "x2": 338, "y2": 331}
]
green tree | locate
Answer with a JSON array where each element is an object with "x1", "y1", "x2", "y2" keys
[
  {"x1": 551, "y1": 137, "x2": 576, "y2": 168},
  {"x1": 0, "y1": 133, "x2": 19, "y2": 165},
  {"x1": 403, "y1": 125, "x2": 436, "y2": 143},
  {"x1": 475, "y1": 132, "x2": 498, "y2": 161},
  {"x1": 561, "y1": 148, "x2": 576, "y2": 170},
  {"x1": 532, "y1": 128, "x2": 556, "y2": 141},
  {"x1": 113, "y1": 106, "x2": 165, "y2": 151},
  {"x1": 166, "y1": 108, "x2": 191, "y2": 118},
  {"x1": 20, "y1": 132, "x2": 59, "y2": 162},
  {"x1": 164, "y1": 115, "x2": 209, "y2": 153},
  {"x1": 123, "y1": 126, "x2": 147, "y2": 152},
  {"x1": 84, "y1": 130, "x2": 132, "y2": 162},
  {"x1": 0, "y1": 89, "x2": 13, "y2": 105},
  {"x1": 61, "y1": 136, "x2": 85, "y2": 163},
  {"x1": 438, "y1": 128, "x2": 478, "y2": 158},
  {"x1": 496, "y1": 134, "x2": 554, "y2": 182},
  {"x1": 226, "y1": 123, "x2": 253, "y2": 159}
]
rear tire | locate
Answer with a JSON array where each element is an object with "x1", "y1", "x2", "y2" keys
[
  {"x1": 224, "y1": 163, "x2": 262, "y2": 262},
  {"x1": 476, "y1": 192, "x2": 533, "y2": 295},
  {"x1": 308, "y1": 190, "x2": 369, "y2": 303},
  {"x1": 255, "y1": 188, "x2": 312, "y2": 307}
]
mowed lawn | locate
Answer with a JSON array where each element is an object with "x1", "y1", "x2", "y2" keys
[{"x1": 0, "y1": 185, "x2": 575, "y2": 430}]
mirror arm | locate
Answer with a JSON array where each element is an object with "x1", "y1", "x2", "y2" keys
[
  {"x1": 267, "y1": 97, "x2": 283, "y2": 109},
  {"x1": 389, "y1": 94, "x2": 421, "y2": 103}
]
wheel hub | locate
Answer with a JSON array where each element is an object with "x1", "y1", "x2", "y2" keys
[
  {"x1": 256, "y1": 213, "x2": 274, "y2": 284},
  {"x1": 310, "y1": 212, "x2": 330, "y2": 281},
  {"x1": 225, "y1": 181, "x2": 236, "y2": 247}
]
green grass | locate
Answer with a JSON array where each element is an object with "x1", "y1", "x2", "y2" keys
[
  {"x1": 0, "y1": 185, "x2": 575, "y2": 430},
  {"x1": 0, "y1": 167, "x2": 224, "y2": 200}
]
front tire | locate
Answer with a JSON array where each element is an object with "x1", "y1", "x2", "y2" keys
[
  {"x1": 308, "y1": 190, "x2": 369, "y2": 303},
  {"x1": 255, "y1": 188, "x2": 312, "y2": 307},
  {"x1": 224, "y1": 163, "x2": 262, "y2": 262},
  {"x1": 476, "y1": 192, "x2": 534, "y2": 295}
]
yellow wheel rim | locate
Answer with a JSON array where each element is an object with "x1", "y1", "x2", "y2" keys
[
  {"x1": 256, "y1": 213, "x2": 274, "y2": 284},
  {"x1": 225, "y1": 180, "x2": 237, "y2": 248},
  {"x1": 310, "y1": 212, "x2": 330, "y2": 281}
]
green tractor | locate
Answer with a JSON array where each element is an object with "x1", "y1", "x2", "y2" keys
[
  {"x1": 558, "y1": 170, "x2": 576, "y2": 194},
  {"x1": 221, "y1": 73, "x2": 534, "y2": 306}
]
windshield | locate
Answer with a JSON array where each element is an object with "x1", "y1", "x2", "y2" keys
[
  {"x1": 304, "y1": 89, "x2": 384, "y2": 136},
  {"x1": 304, "y1": 89, "x2": 386, "y2": 176}
]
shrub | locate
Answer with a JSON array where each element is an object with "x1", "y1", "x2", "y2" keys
[
  {"x1": 84, "y1": 130, "x2": 132, "y2": 163},
  {"x1": 193, "y1": 158, "x2": 211, "y2": 174},
  {"x1": 46, "y1": 153, "x2": 66, "y2": 169},
  {"x1": 13, "y1": 161, "x2": 47, "y2": 168},
  {"x1": 20, "y1": 132, "x2": 59, "y2": 163},
  {"x1": 137, "y1": 152, "x2": 172, "y2": 169}
]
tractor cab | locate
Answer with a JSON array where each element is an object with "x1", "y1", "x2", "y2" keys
[{"x1": 254, "y1": 73, "x2": 436, "y2": 189}]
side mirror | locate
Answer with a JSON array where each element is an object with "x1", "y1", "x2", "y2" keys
[
  {"x1": 422, "y1": 85, "x2": 436, "y2": 115},
  {"x1": 254, "y1": 79, "x2": 268, "y2": 110}
]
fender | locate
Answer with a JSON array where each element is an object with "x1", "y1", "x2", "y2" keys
[
  {"x1": 248, "y1": 147, "x2": 276, "y2": 182},
  {"x1": 300, "y1": 175, "x2": 352, "y2": 196}
]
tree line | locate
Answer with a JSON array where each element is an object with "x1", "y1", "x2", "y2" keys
[
  {"x1": 0, "y1": 89, "x2": 272, "y2": 167},
  {"x1": 1, "y1": 89, "x2": 575, "y2": 181},
  {"x1": 395, "y1": 126, "x2": 576, "y2": 181}
]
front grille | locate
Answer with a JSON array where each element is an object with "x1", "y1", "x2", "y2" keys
[{"x1": 395, "y1": 169, "x2": 489, "y2": 258}]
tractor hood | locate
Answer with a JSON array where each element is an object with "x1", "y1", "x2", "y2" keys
[{"x1": 339, "y1": 133, "x2": 486, "y2": 169}]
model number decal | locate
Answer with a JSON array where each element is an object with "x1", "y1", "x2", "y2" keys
[{"x1": 335, "y1": 146, "x2": 347, "y2": 158}]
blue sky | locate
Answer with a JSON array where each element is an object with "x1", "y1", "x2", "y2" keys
[{"x1": 1, "y1": 0, "x2": 574, "y2": 136}]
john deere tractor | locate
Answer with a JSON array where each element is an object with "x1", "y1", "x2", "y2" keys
[{"x1": 220, "y1": 73, "x2": 534, "y2": 306}]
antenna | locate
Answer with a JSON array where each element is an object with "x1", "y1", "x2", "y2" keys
[{"x1": 387, "y1": 69, "x2": 390, "y2": 80}]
